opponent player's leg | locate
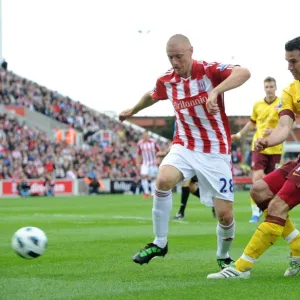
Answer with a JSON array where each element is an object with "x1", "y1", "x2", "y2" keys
[
  {"x1": 252, "y1": 163, "x2": 300, "y2": 275},
  {"x1": 172, "y1": 179, "x2": 191, "y2": 220},
  {"x1": 278, "y1": 163, "x2": 300, "y2": 276},
  {"x1": 208, "y1": 192, "x2": 289, "y2": 279},
  {"x1": 208, "y1": 167, "x2": 300, "y2": 278}
]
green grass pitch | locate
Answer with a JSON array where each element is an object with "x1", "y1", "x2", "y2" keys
[{"x1": 1, "y1": 192, "x2": 300, "y2": 300}]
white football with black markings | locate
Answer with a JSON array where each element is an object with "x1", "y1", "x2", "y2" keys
[{"x1": 12, "y1": 227, "x2": 48, "y2": 259}]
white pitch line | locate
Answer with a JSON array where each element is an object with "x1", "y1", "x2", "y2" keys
[{"x1": 33, "y1": 213, "x2": 190, "y2": 223}]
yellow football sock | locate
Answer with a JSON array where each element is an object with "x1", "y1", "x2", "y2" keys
[
  {"x1": 282, "y1": 216, "x2": 300, "y2": 257},
  {"x1": 282, "y1": 216, "x2": 296, "y2": 238},
  {"x1": 290, "y1": 235, "x2": 300, "y2": 257},
  {"x1": 235, "y1": 221, "x2": 284, "y2": 272}
]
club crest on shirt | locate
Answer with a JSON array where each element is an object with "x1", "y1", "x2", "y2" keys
[
  {"x1": 277, "y1": 98, "x2": 283, "y2": 109},
  {"x1": 197, "y1": 79, "x2": 206, "y2": 91},
  {"x1": 216, "y1": 64, "x2": 229, "y2": 71}
]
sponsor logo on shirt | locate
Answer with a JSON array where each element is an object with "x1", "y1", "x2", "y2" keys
[{"x1": 173, "y1": 95, "x2": 208, "y2": 111}]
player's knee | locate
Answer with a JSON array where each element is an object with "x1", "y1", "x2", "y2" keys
[
  {"x1": 250, "y1": 180, "x2": 269, "y2": 204},
  {"x1": 217, "y1": 209, "x2": 233, "y2": 225},
  {"x1": 156, "y1": 176, "x2": 173, "y2": 191},
  {"x1": 250, "y1": 181, "x2": 261, "y2": 200}
]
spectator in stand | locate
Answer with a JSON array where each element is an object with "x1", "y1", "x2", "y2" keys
[
  {"x1": 44, "y1": 158, "x2": 55, "y2": 175},
  {"x1": 66, "y1": 167, "x2": 77, "y2": 180},
  {"x1": 17, "y1": 175, "x2": 31, "y2": 197},
  {"x1": 65, "y1": 124, "x2": 77, "y2": 145},
  {"x1": 44, "y1": 174, "x2": 55, "y2": 197},
  {"x1": 84, "y1": 172, "x2": 104, "y2": 195}
]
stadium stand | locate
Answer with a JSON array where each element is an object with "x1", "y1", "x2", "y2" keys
[{"x1": 0, "y1": 68, "x2": 170, "y2": 182}]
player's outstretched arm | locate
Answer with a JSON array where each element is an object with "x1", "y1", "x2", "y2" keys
[
  {"x1": 119, "y1": 91, "x2": 157, "y2": 122},
  {"x1": 232, "y1": 120, "x2": 256, "y2": 140},
  {"x1": 255, "y1": 115, "x2": 294, "y2": 151}
]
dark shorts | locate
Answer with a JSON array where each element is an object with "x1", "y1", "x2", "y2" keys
[
  {"x1": 263, "y1": 159, "x2": 300, "y2": 209},
  {"x1": 191, "y1": 175, "x2": 198, "y2": 183},
  {"x1": 252, "y1": 151, "x2": 281, "y2": 174}
]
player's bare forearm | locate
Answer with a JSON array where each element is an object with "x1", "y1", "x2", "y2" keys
[
  {"x1": 239, "y1": 121, "x2": 256, "y2": 137},
  {"x1": 132, "y1": 91, "x2": 157, "y2": 115},
  {"x1": 267, "y1": 115, "x2": 294, "y2": 147},
  {"x1": 213, "y1": 67, "x2": 251, "y2": 95}
]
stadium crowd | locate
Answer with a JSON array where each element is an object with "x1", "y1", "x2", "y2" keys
[
  {"x1": 0, "y1": 68, "x2": 125, "y2": 140},
  {"x1": 0, "y1": 112, "x2": 169, "y2": 181}
]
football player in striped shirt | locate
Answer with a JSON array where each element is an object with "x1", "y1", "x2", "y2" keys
[
  {"x1": 136, "y1": 131, "x2": 160, "y2": 198},
  {"x1": 119, "y1": 34, "x2": 250, "y2": 269}
]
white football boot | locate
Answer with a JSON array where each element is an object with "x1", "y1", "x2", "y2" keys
[
  {"x1": 284, "y1": 257, "x2": 300, "y2": 277},
  {"x1": 207, "y1": 266, "x2": 250, "y2": 279}
]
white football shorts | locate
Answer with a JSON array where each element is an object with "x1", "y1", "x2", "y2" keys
[{"x1": 160, "y1": 144, "x2": 233, "y2": 206}]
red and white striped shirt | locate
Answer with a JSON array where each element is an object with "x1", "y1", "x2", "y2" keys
[
  {"x1": 137, "y1": 138, "x2": 160, "y2": 166},
  {"x1": 151, "y1": 60, "x2": 233, "y2": 154}
]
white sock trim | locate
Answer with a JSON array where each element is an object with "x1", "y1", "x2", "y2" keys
[
  {"x1": 155, "y1": 188, "x2": 172, "y2": 198},
  {"x1": 219, "y1": 220, "x2": 235, "y2": 230},
  {"x1": 241, "y1": 253, "x2": 256, "y2": 264},
  {"x1": 285, "y1": 229, "x2": 300, "y2": 244}
]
